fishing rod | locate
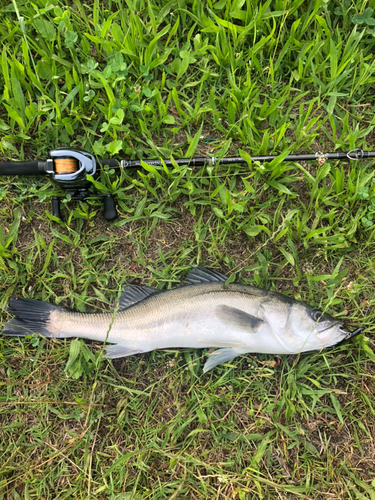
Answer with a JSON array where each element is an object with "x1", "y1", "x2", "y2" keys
[{"x1": 0, "y1": 147, "x2": 374, "y2": 221}]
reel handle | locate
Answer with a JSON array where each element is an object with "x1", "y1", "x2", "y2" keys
[{"x1": 50, "y1": 193, "x2": 118, "y2": 221}]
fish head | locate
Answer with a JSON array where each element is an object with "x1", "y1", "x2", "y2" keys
[{"x1": 288, "y1": 302, "x2": 353, "y2": 351}]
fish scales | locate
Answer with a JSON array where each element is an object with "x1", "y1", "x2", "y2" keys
[
  {"x1": 51, "y1": 283, "x2": 266, "y2": 343},
  {"x1": 2, "y1": 266, "x2": 359, "y2": 372}
]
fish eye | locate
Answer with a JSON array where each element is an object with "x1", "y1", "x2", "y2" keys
[{"x1": 311, "y1": 308, "x2": 324, "y2": 322}]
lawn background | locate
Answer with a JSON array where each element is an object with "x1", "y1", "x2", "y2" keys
[{"x1": 1, "y1": 0, "x2": 375, "y2": 498}]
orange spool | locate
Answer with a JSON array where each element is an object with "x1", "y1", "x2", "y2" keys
[{"x1": 54, "y1": 158, "x2": 79, "y2": 174}]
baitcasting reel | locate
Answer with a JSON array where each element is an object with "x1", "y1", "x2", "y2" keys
[{"x1": 43, "y1": 148, "x2": 118, "y2": 221}]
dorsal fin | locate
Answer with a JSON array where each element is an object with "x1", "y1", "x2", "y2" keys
[
  {"x1": 183, "y1": 266, "x2": 228, "y2": 285},
  {"x1": 113, "y1": 285, "x2": 160, "y2": 311}
]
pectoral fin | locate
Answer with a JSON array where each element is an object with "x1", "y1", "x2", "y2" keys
[
  {"x1": 215, "y1": 305, "x2": 264, "y2": 333},
  {"x1": 203, "y1": 347, "x2": 246, "y2": 372}
]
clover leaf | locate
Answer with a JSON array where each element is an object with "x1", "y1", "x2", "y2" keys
[{"x1": 352, "y1": 8, "x2": 375, "y2": 26}]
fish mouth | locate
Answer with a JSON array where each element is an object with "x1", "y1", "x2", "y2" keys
[
  {"x1": 316, "y1": 322, "x2": 364, "y2": 338},
  {"x1": 315, "y1": 321, "x2": 342, "y2": 334},
  {"x1": 316, "y1": 322, "x2": 364, "y2": 346},
  {"x1": 328, "y1": 324, "x2": 365, "y2": 347}
]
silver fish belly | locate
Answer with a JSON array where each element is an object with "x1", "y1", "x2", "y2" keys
[{"x1": 2, "y1": 266, "x2": 356, "y2": 372}]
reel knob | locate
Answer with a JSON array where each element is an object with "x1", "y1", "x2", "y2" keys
[
  {"x1": 51, "y1": 197, "x2": 62, "y2": 219},
  {"x1": 103, "y1": 194, "x2": 118, "y2": 221}
]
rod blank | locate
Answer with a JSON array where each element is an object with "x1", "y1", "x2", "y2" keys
[{"x1": 119, "y1": 149, "x2": 375, "y2": 169}]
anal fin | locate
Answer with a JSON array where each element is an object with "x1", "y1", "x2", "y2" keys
[{"x1": 104, "y1": 344, "x2": 143, "y2": 359}]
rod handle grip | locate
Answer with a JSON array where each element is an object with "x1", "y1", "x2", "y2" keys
[
  {"x1": 0, "y1": 161, "x2": 45, "y2": 175},
  {"x1": 98, "y1": 158, "x2": 119, "y2": 168}
]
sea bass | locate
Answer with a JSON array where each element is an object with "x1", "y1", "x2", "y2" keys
[{"x1": 2, "y1": 266, "x2": 360, "y2": 372}]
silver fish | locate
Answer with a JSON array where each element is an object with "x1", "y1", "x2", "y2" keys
[{"x1": 2, "y1": 266, "x2": 359, "y2": 372}]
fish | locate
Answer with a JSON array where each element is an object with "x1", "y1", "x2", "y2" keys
[{"x1": 2, "y1": 266, "x2": 361, "y2": 372}]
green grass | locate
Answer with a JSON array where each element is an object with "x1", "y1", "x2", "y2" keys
[{"x1": 1, "y1": 0, "x2": 375, "y2": 498}]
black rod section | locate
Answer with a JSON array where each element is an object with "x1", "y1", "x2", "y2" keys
[{"x1": 119, "y1": 150, "x2": 375, "y2": 169}]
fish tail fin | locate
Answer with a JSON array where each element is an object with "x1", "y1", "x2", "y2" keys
[
  {"x1": 3, "y1": 297, "x2": 71, "y2": 338},
  {"x1": 203, "y1": 347, "x2": 247, "y2": 373}
]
